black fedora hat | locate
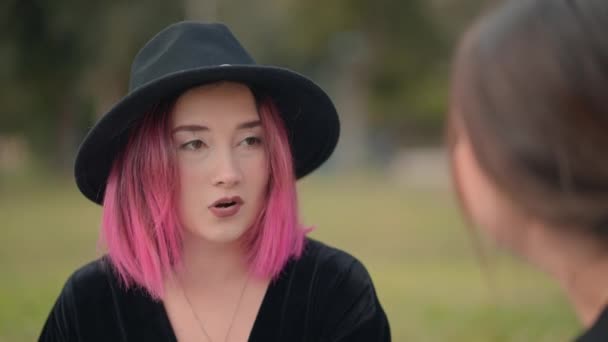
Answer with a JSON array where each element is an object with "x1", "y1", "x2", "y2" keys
[{"x1": 75, "y1": 21, "x2": 340, "y2": 204}]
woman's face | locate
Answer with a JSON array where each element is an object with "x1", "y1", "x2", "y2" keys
[{"x1": 171, "y1": 82, "x2": 269, "y2": 244}]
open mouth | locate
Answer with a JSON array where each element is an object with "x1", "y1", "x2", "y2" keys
[
  {"x1": 209, "y1": 196, "x2": 244, "y2": 218},
  {"x1": 210, "y1": 196, "x2": 244, "y2": 209},
  {"x1": 215, "y1": 201, "x2": 237, "y2": 208}
]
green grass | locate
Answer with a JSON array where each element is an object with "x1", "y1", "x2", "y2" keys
[{"x1": 1, "y1": 173, "x2": 580, "y2": 341}]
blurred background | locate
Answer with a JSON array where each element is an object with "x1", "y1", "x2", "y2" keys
[{"x1": 1, "y1": 0, "x2": 580, "y2": 341}]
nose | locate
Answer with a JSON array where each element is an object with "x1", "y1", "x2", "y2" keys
[{"x1": 211, "y1": 149, "x2": 242, "y2": 188}]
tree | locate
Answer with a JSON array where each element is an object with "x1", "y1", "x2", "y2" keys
[
  {"x1": 1, "y1": 0, "x2": 182, "y2": 172},
  {"x1": 279, "y1": 0, "x2": 449, "y2": 145}
]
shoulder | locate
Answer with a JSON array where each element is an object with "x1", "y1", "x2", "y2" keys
[
  {"x1": 39, "y1": 258, "x2": 118, "y2": 341},
  {"x1": 296, "y1": 238, "x2": 379, "y2": 310},
  {"x1": 68, "y1": 257, "x2": 113, "y2": 285},
  {"x1": 301, "y1": 238, "x2": 360, "y2": 267},
  {"x1": 300, "y1": 238, "x2": 374, "y2": 286},
  {"x1": 63, "y1": 257, "x2": 116, "y2": 300},
  {"x1": 49, "y1": 257, "x2": 120, "y2": 321},
  {"x1": 294, "y1": 239, "x2": 390, "y2": 340}
]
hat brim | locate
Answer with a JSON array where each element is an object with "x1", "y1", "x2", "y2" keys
[{"x1": 75, "y1": 65, "x2": 340, "y2": 204}]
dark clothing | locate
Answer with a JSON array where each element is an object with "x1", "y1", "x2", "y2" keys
[
  {"x1": 39, "y1": 239, "x2": 391, "y2": 342},
  {"x1": 576, "y1": 306, "x2": 608, "y2": 342}
]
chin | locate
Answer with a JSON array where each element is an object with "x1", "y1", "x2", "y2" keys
[
  {"x1": 207, "y1": 233, "x2": 244, "y2": 244},
  {"x1": 195, "y1": 224, "x2": 251, "y2": 245}
]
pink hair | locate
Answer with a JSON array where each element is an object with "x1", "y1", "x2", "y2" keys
[
  {"x1": 245, "y1": 95, "x2": 307, "y2": 278},
  {"x1": 101, "y1": 90, "x2": 306, "y2": 299}
]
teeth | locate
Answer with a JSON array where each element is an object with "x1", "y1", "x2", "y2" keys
[{"x1": 216, "y1": 201, "x2": 235, "y2": 208}]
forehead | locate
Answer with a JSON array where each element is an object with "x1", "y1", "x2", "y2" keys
[{"x1": 171, "y1": 82, "x2": 259, "y2": 125}]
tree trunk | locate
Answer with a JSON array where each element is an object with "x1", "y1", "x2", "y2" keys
[
  {"x1": 327, "y1": 33, "x2": 371, "y2": 173},
  {"x1": 56, "y1": 92, "x2": 78, "y2": 174}
]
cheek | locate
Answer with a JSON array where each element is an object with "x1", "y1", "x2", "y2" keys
[
  {"x1": 453, "y1": 140, "x2": 518, "y2": 242},
  {"x1": 240, "y1": 152, "x2": 269, "y2": 194},
  {"x1": 176, "y1": 160, "x2": 208, "y2": 219},
  {"x1": 258, "y1": 154, "x2": 270, "y2": 188}
]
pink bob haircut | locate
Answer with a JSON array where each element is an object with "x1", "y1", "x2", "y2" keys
[{"x1": 100, "y1": 85, "x2": 308, "y2": 299}]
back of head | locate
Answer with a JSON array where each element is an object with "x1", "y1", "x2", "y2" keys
[{"x1": 449, "y1": 0, "x2": 608, "y2": 238}]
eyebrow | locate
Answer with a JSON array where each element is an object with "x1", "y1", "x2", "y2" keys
[
  {"x1": 236, "y1": 120, "x2": 261, "y2": 130},
  {"x1": 171, "y1": 125, "x2": 209, "y2": 134},
  {"x1": 171, "y1": 120, "x2": 261, "y2": 134}
]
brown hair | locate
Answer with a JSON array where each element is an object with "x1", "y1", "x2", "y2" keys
[{"x1": 448, "y1": 0, "x2": 608, "y2": 237}]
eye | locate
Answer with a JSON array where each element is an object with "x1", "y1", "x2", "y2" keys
[
  {"x1": 241, "y1": 136, "x2": 263, "y2": 147},
  {"x1": 180, "y1": 139, "x2": 206, "y2": 151}
]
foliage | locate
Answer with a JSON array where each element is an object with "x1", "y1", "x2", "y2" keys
[{"x1": 0, "y1": 0, "x2": 490, "y2": 168}]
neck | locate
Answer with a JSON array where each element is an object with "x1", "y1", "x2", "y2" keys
[
  {"x1": 175, "y1": 231, "x2": 250, "y2": 288},
  {"x1": 525, "y1": 224, "x2": 608, "y2": 327}
]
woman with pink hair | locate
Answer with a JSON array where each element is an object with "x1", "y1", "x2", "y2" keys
[{"x1": 39, "y1": 22, "x2": 389, "y2": 342}]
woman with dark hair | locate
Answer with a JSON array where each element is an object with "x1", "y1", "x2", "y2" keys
[
  {"x1": 448, "y1": 0, "x2": 608, "y2": 340},
  {"x1": 39, "y1": 22, "x2": 390, "y2": 342}
]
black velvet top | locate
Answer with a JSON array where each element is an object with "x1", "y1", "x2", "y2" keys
[
  {"x1": 39, "y1": 239, "x2": 391, "y2": 341},
  {"x1": 576, "y1": 306, "x2": 608, "y2": 342}
]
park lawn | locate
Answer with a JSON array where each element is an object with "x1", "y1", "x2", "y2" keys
[{"x1": 1, "y1": 174, "x2": 579, "y2": 341}]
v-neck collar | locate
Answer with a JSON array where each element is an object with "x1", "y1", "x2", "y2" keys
[{"x1": 148, "y1": 259, "x2": 297, "y2": 342}]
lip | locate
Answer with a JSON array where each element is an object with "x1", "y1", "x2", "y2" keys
[{"x1": 208, "y1": 196, "x2": 244, "y2": 218}]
